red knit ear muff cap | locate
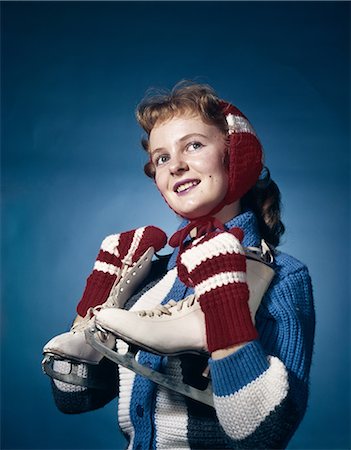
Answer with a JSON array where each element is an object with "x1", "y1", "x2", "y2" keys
[{"x1": 218, "y1": 101, "x2": 263, "y2": 206}]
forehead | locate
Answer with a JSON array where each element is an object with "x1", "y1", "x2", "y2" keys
[{"x1": 149, "y1": 114, "x2": 222, "y2": 149}]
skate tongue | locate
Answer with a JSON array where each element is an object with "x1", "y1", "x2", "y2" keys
[{"x1": 169, "y1": 217, "x2": 225, "y2": 249}]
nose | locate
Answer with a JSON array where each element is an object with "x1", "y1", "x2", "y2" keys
[{"x1": 169, "y1": 155, "x2": 188, "y2": 176}]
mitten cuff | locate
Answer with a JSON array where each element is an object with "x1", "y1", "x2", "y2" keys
[
  {"x1": 76, "y1": 272, "x2": 116, "y2": 317},
  {"x1": 199, "y1": 286, "x2": 258, "y2": 353}
]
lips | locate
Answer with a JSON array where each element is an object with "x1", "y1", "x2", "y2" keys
[{"x1": 173, "y1": 179, "x2": 200, "y2": 194}]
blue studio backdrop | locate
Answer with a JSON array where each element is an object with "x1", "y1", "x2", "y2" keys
[{"x1": 1, "y1": 2, "x2": 350, "y2": 449}]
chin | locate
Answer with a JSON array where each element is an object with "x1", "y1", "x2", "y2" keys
[{"x1": 176, "y1": 207, "x2": 213, "y2": 220}]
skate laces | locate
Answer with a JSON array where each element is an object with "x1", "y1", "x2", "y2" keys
[{"x1": 137, "y1": 294, "x2": 197, "y2": 318}]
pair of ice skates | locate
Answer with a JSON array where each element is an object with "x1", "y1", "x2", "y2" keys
[{"x1": 43, "y1": 239, "x2": 275, "y2": 407}]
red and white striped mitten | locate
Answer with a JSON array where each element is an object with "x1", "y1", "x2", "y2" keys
[
  {"x1": 177, "y1": 227, "x2": 258, "y2": 353},
  {"x1": 76, "y1": 226, "x2": 167, "y2": 317}
]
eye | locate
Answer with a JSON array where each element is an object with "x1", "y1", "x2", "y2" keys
[
  {"x1": 155, "y1": 154, "x2": 170, "y2": 166},
  {"x1": 187, "y1": 141, "x2": 203, "y2": 151}
]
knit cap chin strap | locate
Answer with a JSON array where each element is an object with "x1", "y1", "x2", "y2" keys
[{"x1": 169, "y1": 216, "x2": 226, "y2": 251}]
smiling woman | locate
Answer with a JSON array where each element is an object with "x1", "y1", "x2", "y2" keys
[
  {"x1": 149, "y1": 116, "x2": 229, "y2": 220},
  {"x1": 42, "y1": 81, "x2": 315, "y2": 449}
]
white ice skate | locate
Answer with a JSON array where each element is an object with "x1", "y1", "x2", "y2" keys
[
  {"x1": 85, "y1": 305, "x2": 214, "y2": 405},
  {"x1": 42, "y1": 247, "x2": 154, "y2": 383},
  {"x1": 86, "y1": 242, "x2": 275, "y2": 406}
]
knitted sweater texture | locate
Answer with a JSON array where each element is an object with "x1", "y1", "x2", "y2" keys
[{"x1": 52, "y1": 210, "x2": 315, "y2": 450}]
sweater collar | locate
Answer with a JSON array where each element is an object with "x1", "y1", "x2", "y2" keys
[{"x1": 167, "y1": 209, "x2": 261, "y2": 270}]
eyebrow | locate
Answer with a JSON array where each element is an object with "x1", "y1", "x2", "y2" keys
[{"x1": 150, "y1": 133, "x2": 208, "y2": 157}]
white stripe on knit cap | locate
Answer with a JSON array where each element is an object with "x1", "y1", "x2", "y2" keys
[
  {"x1": 213, "y1": 356, "x2": 288, "y2": 440},
  {"x1": 100, "y1": 234, "x2": 121, "y2": 256},
  {"x1": 196, "y1": 271, "x2": 246, "y2": 297},
  {"x1": 93, "y1": 260, "x2": 119, "y2": 275},
  {"x1": 180, "y1": 232, "x2": 245, "y2": 273},
  {"x1": 226, "y1": 114, "x2": 257, "y2": 136},
  {"x1": 123, "y1": 226, "x2": 146, "y2": 265}
]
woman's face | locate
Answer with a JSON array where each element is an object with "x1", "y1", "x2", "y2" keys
[{"x1": 149, "y1": 114, "x2": 228, "y2": 219}]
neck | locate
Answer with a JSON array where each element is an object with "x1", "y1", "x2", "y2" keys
[
  {"x1": 214, "y1": 200, "x2": 241, "y2": 224},
  {"x1": 189, "y1": 200, "x2": 241, "y2": 237}
]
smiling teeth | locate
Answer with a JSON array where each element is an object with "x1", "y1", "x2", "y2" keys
[{"x1": 176, "y1": 181, "x2": 199, "y2": 193}]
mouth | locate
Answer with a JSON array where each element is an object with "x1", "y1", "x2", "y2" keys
[{"x1": 173, "y1": 179, "x2": 201, "y2": 195}]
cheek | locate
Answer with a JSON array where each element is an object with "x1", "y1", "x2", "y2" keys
[
  {"x1": 155, "y1": 172, "x2": 167, "y2": 197},
  {"x1": 210, "y1": 174, "x2": 229, "y2": 194},
  {"x1": 196, "y1": 154, "x2": 228, "y2": 182},
  {"x1": 206, "y1": 159, "x2": 229, "y2": 194}
]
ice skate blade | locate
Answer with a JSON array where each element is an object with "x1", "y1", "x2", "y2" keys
[
  {"x1": 94, "y1": 322, "x2": 209, "y2": 358},
  {"x1": 42, "y1": 350, "x2": 98, "y2": 365},
  {"x1": 41, "y1": 355, "x2": 107, "y2": 389},
  {"x1": 85, "y1": 327, "x2": 214, "y2": 407}
]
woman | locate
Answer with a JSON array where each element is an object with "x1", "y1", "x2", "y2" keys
[{"x1": 43, "y1": 82, "x2": 315, "y2": 449}]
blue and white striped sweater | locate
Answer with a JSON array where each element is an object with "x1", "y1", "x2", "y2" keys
[
  {"x1": 120, "y1": 211, "x2": 315, "y2": 449},
  {"x1": 51, "y1": 210, "x2": 314, "y2": 449}
]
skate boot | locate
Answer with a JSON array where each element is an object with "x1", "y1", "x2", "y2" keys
[
  {"x1": 42, "y1": 226, "x2": 167, "y2": 380},
  {"x1": 86, "y1": 243, "x2": 274, "y2": 405},
  {"x1": 93, "y1": 250, "x2": 274, "y2": 356},
  {"x1": 94, "y1": 293, "x2": 206, "y2": 355}
]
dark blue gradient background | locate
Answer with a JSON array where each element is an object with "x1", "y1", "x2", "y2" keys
[{"x1": 1, "y1": 2, "x2": 350, "y2": 449}]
